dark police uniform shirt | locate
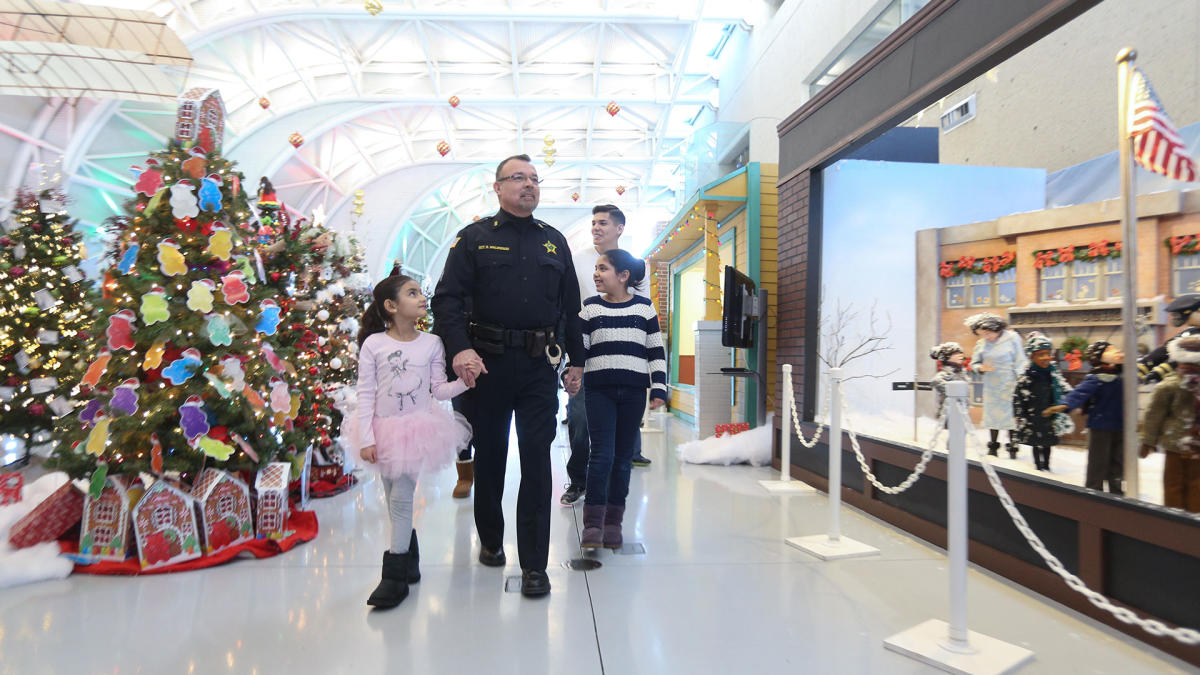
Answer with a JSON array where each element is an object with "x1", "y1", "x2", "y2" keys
[{"x1": 433, "y1": 208, "x2": 585, "y2": 366}]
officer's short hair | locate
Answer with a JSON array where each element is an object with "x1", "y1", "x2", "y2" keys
[
  {"x1": 592, "y1": 204, "x2": 625, "y2": 227},
  {"x1": 496, "y1": 154, "x2": 533, "y2": 180}
]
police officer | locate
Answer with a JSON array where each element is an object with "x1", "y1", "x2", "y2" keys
[
  {"x1": 432, "y1": 154, "x2": 584, "y2": 598},
  {"x1": 1139, "y1": 293, "x2": 1200, "y2": 383}
]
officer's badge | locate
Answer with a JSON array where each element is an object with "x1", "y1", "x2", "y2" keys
[{"x1": 542, "y1": 241, "x2": 557, "y2": 255}]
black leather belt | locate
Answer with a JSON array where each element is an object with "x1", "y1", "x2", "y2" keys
[{"x1": 469, "y1": 322, "x2": 556, "y2": 356}]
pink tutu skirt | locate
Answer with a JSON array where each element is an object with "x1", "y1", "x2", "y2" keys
[{"x1": 372, "y1": 405, "x2": 472, "y2": 480}]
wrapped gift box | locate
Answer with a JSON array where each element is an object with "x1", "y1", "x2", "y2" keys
[{"x1": 9, "y1": 481, "x2": 84, "y2": 548}]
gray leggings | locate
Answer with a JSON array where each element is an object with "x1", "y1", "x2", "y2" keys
[{"x1": 382, "y1": 474, "x2": 417, "y2": 553}]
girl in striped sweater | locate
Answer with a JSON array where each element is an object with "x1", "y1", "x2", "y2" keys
[{"x1": 580, "y1": 249, "x2": 667, "y2": 550}]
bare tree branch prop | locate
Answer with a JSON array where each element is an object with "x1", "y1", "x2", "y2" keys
[{"x1": 817, "y1": 291, "x2": 899, "y2": 381}]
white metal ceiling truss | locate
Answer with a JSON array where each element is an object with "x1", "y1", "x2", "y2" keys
[{"x1": 0, "y1": 0, "x2": 754, "y2": 278}]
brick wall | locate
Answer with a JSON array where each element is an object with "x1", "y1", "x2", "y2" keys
[{"x1": 776, "y1": 170, "x2": 810, "y2": 431}]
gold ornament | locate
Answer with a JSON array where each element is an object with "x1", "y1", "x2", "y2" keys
[{"x1": 365, "y1": 0, "x2": 383, "y2": 16}]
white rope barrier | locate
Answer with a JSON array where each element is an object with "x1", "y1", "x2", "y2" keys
[
  {"x1": 958, "y1": 400, "x2": 1200, "y2": 646},
  {"x1": 842, "y1": 388, "x2": 947, "y2": 495}
]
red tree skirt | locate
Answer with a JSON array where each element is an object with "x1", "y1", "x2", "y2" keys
[
  {"x1": 293, "y1": 473, "x2": 358, "y2": 500},
  {"x1": 58, "y1": 510, "x2": 318, "y2": 576}
]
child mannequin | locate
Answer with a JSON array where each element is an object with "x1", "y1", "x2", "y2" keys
[
  {"x1": 1054, "y1": 340, "x2": 1125, "y2": 494},
  {"x1": 1141, "y1": 336, "x2": 1200, "y2": 512},
  {"x1": 929, "y1": 342, "x2": 968, "y2": 423},
  {"x1": 1013, "y1": 334, "x2": 1073, "y2": 471}
]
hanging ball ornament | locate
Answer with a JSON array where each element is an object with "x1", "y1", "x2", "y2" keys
[
  {"x1": 448, "y1": 95, "x2": 461, "y2": 108},
  {"x1": 615, "y1": 185, "x2": 626, "y2": 196},
  {"x1": 259, "y1": 97, "x2": 271, "y2": 109},
  {"x1": 364, "y1": 0, "x2": 383, "y2": 16},
  {"x1": 331, "y1": 357, "x2": 344, "y2": 370},
  {"x1": 571, "y1": 192, "x2": 580, "y2": 202},
  {"x1": 317, "y1": 309, "x2": 331, "y2": 321},
  {"x1": 289, "y1": 132, "x2": 304, "y2": 148},
  {"x1": 543, "y1": 134, "x2": 555, "y2": 145},
  {"x1": 545, "y1": 157, "x2": 556, "y2": 167},
  {"x1": 606, "y1": 101, "x2": 620, "y2": 117},
  {"x1": 436, "y1": 141, "x2": 450, "y2": 157}
]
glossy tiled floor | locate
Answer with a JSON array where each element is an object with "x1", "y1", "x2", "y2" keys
[{"x1": 1, "y1": 411, "x2": 1195, "y2": 674}]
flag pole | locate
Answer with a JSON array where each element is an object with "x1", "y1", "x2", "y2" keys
[{"x1": 1117, "y1": 47, "x2": 1140, "y2": 497}]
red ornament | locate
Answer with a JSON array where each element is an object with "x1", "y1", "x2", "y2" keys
[
  {"x1": 30, "y1": 223, "x2": 41, "y2": 232},
  {"x1": 289, "y1": 132, "x2": 304, "y2": 148},
  {"x1": 29, "y1": 403, "x2": 45, "y2": 416},
  {"x1": 9, "y1": 266, "x2": 25, "y2": 277},
  {"x1": 436, "y1": 141, "x2": 451, "y2": 157},
  {"x1": 0, "y1": 236, "x2": 11, "y2": 246},
  {"x1": 270, "y1": 272, "x2": 282, "y2": 282},
  {"x1": 5, "y1": 376, "x2": 20, "y2": 386},
  {"x1": 259, "y1": 97, "x2": 271, "y2": 109},
  {"x1": 571, "y1": 192, "x2": 579, "y2": 202},
  {"x1": 308, "y1": 366, "x2": 319, "y2": 375},
  {"x1": 209, "y1": 426, "x2": 229, "y2": 441},
  {"x1": 615, "y1": 185, "x2": 625, "y2": 196},
  {"x1": 605, "y1": 101, "x2": 620, "y2": 116},
  {"x1": 448, "y1": 95, "x2": 460, "y2": 108}
]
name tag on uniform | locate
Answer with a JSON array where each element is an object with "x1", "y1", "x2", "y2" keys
[{"x1": 479, "y1": 244, "x2": 510, "y2": 252}]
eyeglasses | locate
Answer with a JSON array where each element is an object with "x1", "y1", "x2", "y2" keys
[{"x1": 497, "y1": 173, "x2": 543, "y2": 185}]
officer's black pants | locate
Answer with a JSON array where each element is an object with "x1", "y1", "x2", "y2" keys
[{"x1": 466, "y1": 348, "x2": 558, "y2": 571}]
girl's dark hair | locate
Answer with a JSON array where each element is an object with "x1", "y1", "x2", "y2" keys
[
  {"x1": 602, "y1": 248, "x2": 646, "y2": 292},
  {"x1": 358, "y1": 271, "x2": 417, "y2": 346}
]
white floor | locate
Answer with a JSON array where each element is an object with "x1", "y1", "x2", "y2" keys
[{"x1": 0, "y1": 412, "x2": 1195, "y2": 674}]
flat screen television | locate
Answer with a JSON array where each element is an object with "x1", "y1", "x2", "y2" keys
[{"x1": 722, "y1": 265, "x2": 757, "y2": 348}]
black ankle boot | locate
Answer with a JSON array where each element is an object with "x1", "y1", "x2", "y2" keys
[
  {"x1": 367, "y1": 551, "x2": 409, "y2": 609},
  {"x1": 1006, "y1": 443, "x2": 1017, "y2": 459},
  {"x1": 408, "y1": 530, "x2": 420, "y2": 583},
  {"x1": 987, "y1": 441, "x2": 1000, "y2": 457}
]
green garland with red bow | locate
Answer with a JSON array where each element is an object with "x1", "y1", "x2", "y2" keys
[
  {"x1": 1167, "y1": 234, "x2": 1200, "y2": 256},
  {"x1": 939, "y1": 251, "x2": 1015, "y2": 278},
  {"x1": 1032, "y1": 240, "x2": 1121, "y2": 269}
]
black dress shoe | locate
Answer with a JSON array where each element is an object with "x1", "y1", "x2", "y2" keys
[
  {"x1": 521, "y1": 569, "x2": 551, "y2": 597},
  {"x1": 560, "y1": 484, "x2": 585, "y2": 506},
  {"x1": 478, "y1": 547, "x2": 506, "y2": 567}
]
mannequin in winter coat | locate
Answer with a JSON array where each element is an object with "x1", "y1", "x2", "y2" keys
[
  {"x1": 1141, "y1": 336, "x2": 1200, "y2": 512},
  {"x1": 929, "y1": 342, "x2": 968, "y2": 424},
  {"x1": 965, "y1": 313, "x2": 1026, "y2": 458},
  {"x1": 1050, "y1": 340, "x2": 1124, "y2": 494},
  {"x1": 1013, "y1": 334, "x2": 1074, "y2": 472}
]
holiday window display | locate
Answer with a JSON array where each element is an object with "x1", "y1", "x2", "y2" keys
[
  {"x1": 49, "y1": 89, "x2": 303, "y2": 482},
  {"x1": 0, "y1": 190, "x2": 96, "y2": 453}
]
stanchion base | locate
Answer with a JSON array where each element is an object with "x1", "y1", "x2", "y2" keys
[
  {"x1": 759, "y1": 479, "x2": 817, "y2": 494},
  {"x1": 785, "y1": 534, "x2": 879, "y2": 560},
  {"x1": 884, "y1": 619, "x2": 1034, "y2": 675}
]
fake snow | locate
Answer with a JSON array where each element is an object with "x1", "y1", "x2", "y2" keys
[{"x1": 0, "y1": 472, "x2": 76, "y2": 589}]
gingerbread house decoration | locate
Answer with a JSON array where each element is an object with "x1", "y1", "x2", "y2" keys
[
  {"x1": 190, "y1": 468, "x2": 253, "y2": 553},
  {"x1": 175, "y1": 88, "x2": 226, "y2": 154},
  {"x1": 79, "y1": 475, "x2": 141, "y2": 562},
  {"x1": 131, "y1": 480, "x2": 202, "y2": 570},
  {"x1": 255, "y1": 462, "x2": 290, "y2": 539}
]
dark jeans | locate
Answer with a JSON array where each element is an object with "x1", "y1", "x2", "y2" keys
[
  {"x1": 467, "y1": 349, "x2": 557, "y2": 571},
  {"x1": 566, "y1": 383, "x2": 590, "y2": 487},
  {"x1": 1085, "y1": 428, "x2": 1124, "y2": 494},
  {"x1": 584, "y1": 384, "x2": 646, "y2": 507}
]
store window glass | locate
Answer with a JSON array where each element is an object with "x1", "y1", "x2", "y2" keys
[
  {"x1": 968, "y1": 272, "x2": 992, "y2": 306},
  {"x1": 945, "y1": 275, "x2": 966, "y2": 308},
  {"x1": 1040, "y1": 265, "x2": 1066, "y2": 302},
  {"x1": 1173, "y1": 252, "x2": 1200, "y2": 295},
  {"x1": 995, "y1": 267, "x2": 1017, "y2": 305}
]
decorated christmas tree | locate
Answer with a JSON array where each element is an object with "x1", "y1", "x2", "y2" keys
[
  {"x1": 0, "y1": 189, "x2": 96, "y2": 449},
  {"x1": 50, "y1": 89, "x2": 302, "y2": 480}
]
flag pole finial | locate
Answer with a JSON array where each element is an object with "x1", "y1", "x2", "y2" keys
[{"x1": 1116, "y1": 47, "x2": 1136, "y2": 63}]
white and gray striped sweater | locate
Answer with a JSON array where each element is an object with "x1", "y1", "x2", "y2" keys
[{"x1": 580, "y1": 295, "x2": 667, "y2": 402}]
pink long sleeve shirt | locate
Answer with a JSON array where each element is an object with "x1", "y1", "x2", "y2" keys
[{"x1": 355, "y1": 331, "x2": 469, "y2": 450}]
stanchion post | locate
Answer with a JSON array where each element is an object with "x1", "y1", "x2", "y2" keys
[
  {"x1": 786, "y1": 368, "x2": 877, "y2": 559},
  {"x1": 884, "y1": 381, "x2": 1033, "y2": 672},
  {"x1": 828, "y1": 367, "x2": 844, "y2": 542},
  {"x1": 760, "y1": 363, "x2": 814, "y2": 494},
  {"x1": 945, "y1": 381, "x2": 970, "y2": 650}
]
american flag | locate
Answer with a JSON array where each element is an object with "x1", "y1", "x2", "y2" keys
[{"x1": 1128, "y1": 67, "x2": 1197, "y2": 182}]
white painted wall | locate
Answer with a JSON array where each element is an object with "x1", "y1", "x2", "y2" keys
[{"x1": 717, "y1": 0, "x2": 885, "y2": 163}]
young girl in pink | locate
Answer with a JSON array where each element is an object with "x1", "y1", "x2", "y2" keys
[{"x1": 356, "y1": 273, "x2": 473, "y2": 609}]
